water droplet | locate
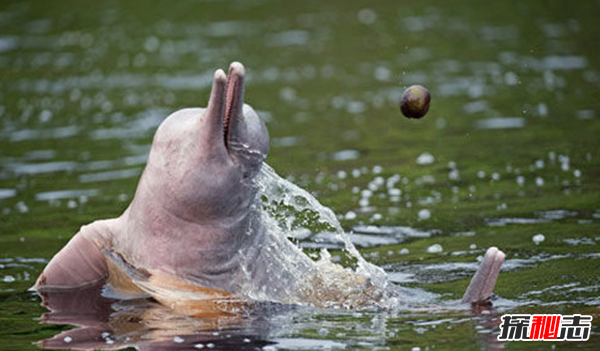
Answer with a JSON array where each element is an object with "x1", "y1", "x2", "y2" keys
[
  {"x1": 535, "y1": 159, "x2": 545, "y2": 169},
  {"x1": 416, "y1": 152, "x2": 435, "y2": 165},
  {"x1": 427, "y1": 244, "x2": 443, "y2": 253},
  {"x1": 144, "y1": 36, "x2": 160, "y2": 52},
  {"x1": 173, "y1": 336, "x2": 184, "y2": 343},
  {"x1": 504, "y1": 71, "x2": 518, "y2": 85},
  {"x1": 535, "y1": 177, "x2": 545, "y2": 186},
  {"x1": 448, "y1": 169, "x2": 460, "y2": 181},
  {"x1": 16, "y1": 201, "x2": 29, "y2": 213},
  {"x1": 357, "y1": 8, "x2": 377, "y2": 25},
  {"x1": 39, "y1": 109, "x2": 52, "y2": 123},
  {"x1": 388, "y1": 188, "x2": 402, "y2": 196}
]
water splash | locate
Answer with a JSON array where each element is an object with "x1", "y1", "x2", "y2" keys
[{"x1": 253, "y1": 163, "x2": 395, "y2": 309}]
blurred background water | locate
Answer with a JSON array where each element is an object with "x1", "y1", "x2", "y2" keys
[{"x1": 0, "y1": 0, "x2": 598, "y2": 350}]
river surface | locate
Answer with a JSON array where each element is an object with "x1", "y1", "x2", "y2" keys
[{"x1": 0, "y1": 0, "x2": 599, "y2": 350}]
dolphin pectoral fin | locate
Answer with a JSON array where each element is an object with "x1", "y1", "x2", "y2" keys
[
  {"x1": 102, "y1": 249, "x2": 150, "y2": 299},
  {"x1": 461, "y1": 247, "x2": 505, "y2": 305},
  {"x1": 101, "y1": 248, "x2": 230, "y2": 313},
  {"x1": 103, "y1": 265, "x2": 237, "y2": 318},
  {"x1": 34, "y1": 219, "x2": 117, "y2": 291},
  {"x1": 135, "y1": 273, "x2": 236, "y2": 318}
]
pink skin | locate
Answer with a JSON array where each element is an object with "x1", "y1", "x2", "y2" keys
[
  {"x1": 34, "y1": 62, "x2": 503, "y2": 307},
  {"x1": 115, "y1": 63, "x2": 269, "y2": 289},
  {"x1": 35, "y1": 62, "x2": 271, "y2": 294},
  {"x1": 462, "y1": 247, "x2": 505, "y2": 305}
]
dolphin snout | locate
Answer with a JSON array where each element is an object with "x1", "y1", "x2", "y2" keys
[
  {"x1": 205, "y1": 62, "x2": 245, "y2": 151},
  {"x1": 203, "y1": 62, "x2": 268, "y2": 168},
  {"x1": 224, "y1": 62, "x2": 245, "y2": 144}
]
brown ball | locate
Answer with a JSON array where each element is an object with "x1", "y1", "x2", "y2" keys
[{"x1": 400, "y1": 85, "x2": 431, "y2": 119}]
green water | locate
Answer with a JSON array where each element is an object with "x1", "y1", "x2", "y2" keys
[{"x1": 0, "y1": 0, "x2": 599, "y2": 350}]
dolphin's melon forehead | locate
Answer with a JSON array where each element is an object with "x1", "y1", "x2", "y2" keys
[
  {"x1": 155, "y1": 107, "x2": 205, "y2": 138},
  {"x1": 149, "y1": 62, "x2": 268, "y2": 172}
]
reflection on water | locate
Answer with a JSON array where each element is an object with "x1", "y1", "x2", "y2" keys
[
  {"x1": 38, "y1": 284, "x2": 277, "y2": 350},
  {"x1": 1, "y1": 0, "x2": 599, "y2": 349},
  {"x1": 37, "y1": 282, "x2": 511, "y2": 351}
]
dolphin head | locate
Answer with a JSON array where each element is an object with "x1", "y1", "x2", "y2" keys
[{"x1": 140, "y1": 62, "x2": 269, "y2": 223}]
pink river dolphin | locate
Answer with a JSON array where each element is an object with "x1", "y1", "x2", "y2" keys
[{"x1": 34, "y1": 62, "x2": 504, "y2": 313}]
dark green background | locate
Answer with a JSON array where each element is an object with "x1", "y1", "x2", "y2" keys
[{"x1": 0, "y1": 0, "x2": 598, "y2": 349}]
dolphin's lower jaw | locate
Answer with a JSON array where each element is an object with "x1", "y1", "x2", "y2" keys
[{"x1": 223, "y1": 62, "x2": 244, "y2": 146}]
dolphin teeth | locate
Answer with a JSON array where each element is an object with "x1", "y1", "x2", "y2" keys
[
  {"x1": 223, "y1": 79, "x2": 234, "y2": 143},
  {"x1": 223, "y1": 62, "x2": 245, "y2": 147}
]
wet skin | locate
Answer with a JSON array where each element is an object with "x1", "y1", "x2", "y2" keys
[
  {"x1": 34, "y1": 62, "x2": 503, "y2": 314},
  {"x1": 34, "y1": 62, "x2": 280, "y2": 308}
]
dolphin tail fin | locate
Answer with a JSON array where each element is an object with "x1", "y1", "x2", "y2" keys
[
  {"x1": 461, "y1": 247, "x2": 505, "y2": 305},
  {"x1": 34, "y1": 219, "x2": 116, "y2": 291}
]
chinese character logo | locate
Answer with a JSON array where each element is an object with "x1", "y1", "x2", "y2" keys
[{"x1": 498, "y1": 314, "x2": 593, "y2": 341}]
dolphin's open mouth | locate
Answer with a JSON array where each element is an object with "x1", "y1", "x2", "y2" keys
[{"x1": 223, "y1": 63, "x2": 244, "y2": 147}]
